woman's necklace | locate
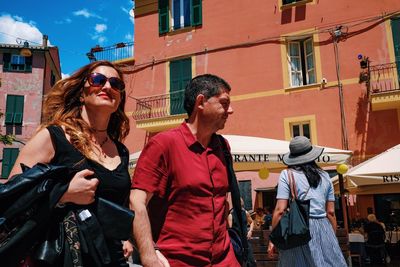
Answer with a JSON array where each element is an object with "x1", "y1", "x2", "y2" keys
[
  {"x1": 99, "y1": 136, "x2": 109, "y2": 147},
  {"x1": 96, "y1": 136, "x2": 109, "y2": 158}
]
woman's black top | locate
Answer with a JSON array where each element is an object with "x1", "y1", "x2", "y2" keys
[{"x1": 47, "y1": 125, "x2": 131, "y2": 267}]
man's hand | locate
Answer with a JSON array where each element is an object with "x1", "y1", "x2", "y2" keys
[
  {"x1": 247, "y1": 229, "x2": 253, "y2": 240},
  {"x1": 122, "y1": 240, "x2": 134, "y2": 259},
  {"x1": 156, "y1": 250, "x2": 170, "y2": 267},
  {"x1": 267, "y1": 241, "x2": 277, "y2": 257}
]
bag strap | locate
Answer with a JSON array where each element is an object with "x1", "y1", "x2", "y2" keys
[
  {"x1": 288, "y1": 169, "x2": 310, "y2": 201},
  {"x1": 287, "y1": 169, "x2": 297, "y2": 200},
  {"x1": 217, "y1": 135, "x2": 248, "y2": 256}
]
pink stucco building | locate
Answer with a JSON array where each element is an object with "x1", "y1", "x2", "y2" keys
[{"x1": 0, "y1": 35, "x2": 61, "y2": 179}]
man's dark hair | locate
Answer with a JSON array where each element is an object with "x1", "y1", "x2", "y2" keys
[{"x1": 184, "y1": 74, "x2": 231, "y2": 116}]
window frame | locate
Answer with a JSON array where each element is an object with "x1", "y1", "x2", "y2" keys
[
  {"x1": 159, "y1": 0, "x2": 202, "y2": 34},
  {"x1": 280, "y1": 0, "x2": 314, "y2": 10},
  {"x1": 3, "y1": 53, "x2": 32, "y2": 73},
  {"x1": 287, "y1": 37, "x2": 316, "y2": 88},
  {"x1": 284, "y1": 115, "x2": 318, "y2": 144},
  {"x1": 290, "y1": 121, "x2": 311, "y2": 140}
]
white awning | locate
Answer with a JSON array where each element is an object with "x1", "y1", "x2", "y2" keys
[
  {"x1": 341, "y1": 144, "x2": 400, "y2": 194},
  {"x1": 129, "y1": 135, "x2": 352, "y2": 172}
]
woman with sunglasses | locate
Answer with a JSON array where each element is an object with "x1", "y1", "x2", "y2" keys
[{"x1": 9, "y1": 60, "x2": 133, "y2": 267}]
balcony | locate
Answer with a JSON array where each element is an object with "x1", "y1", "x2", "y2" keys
[
  {"x1": 86, "y1": 42, "x2": 134, "y2": 63},
  {"x1": 369, "y1": 61, "x2": 400, "y2": 111},
  {"x1": 133, "y1": 90, "x2": 187, "y2": 132}
]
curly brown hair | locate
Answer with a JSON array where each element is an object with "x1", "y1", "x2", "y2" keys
[{"x1": 42, "y1": 60, "x2": 130, "y2": 159}]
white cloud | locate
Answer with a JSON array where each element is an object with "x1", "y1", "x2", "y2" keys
[
  {"x1": 95, "y1": 24, "x2": 107, "y2": 33},
  {"x1": 0, "y1": 14, "x2": 48, "y2": 46},
  {"x1": 55, "y1": 18, "x2": 72, "y2": 25},
  {"x1": 97, "y1": 36, "x2": 106, "y2": 44},
  {"x1": 13, "y1": 15, "x2": 23, "y2": 22},
  {"x1": 121, "y1": 7, "x2": 130, "y2": 15},
  {"x1": 73, "y1": 9, "x2": 104, "y2": 20},
  {"x1": 125, "y1": 33, "x2": 133, "y2": 41},
  {"x1": 91, "y1": 33, "x2": 107, "y2": 44},
  {"x1": 62, "y1": 73, "x2": 70, "y2": 79},
  {"x1": 73, "y1": 9, "x2": 91, "y2": 18}
]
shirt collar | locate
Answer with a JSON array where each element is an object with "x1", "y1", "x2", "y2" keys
[{"x1": 179, "y1": 122, "x2": 220, "y2": 152}]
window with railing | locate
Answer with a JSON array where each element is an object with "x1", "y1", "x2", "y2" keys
[
  {"x1": 3, "y1": 53, "x2": 32, "y2": 72},
  {"x1": 170, "y1": 58, "x2": 192, "y2": 115}
]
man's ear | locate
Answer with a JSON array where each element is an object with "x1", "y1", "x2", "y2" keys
[{"x1": 195, "y1": 94, "x2": 205, "y2": 111}]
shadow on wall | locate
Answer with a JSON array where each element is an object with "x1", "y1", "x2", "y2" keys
[{"x1": 353, "y1": 93, "x2": 400, "y2": 164}]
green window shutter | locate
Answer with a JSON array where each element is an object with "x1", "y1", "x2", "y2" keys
[
  {"x1": 1, "y1": 148, "x2": 19, "y2": 179},
  {"x1": 170, "y1": 58, "x2": 192, "y2": 115},
  {"x1": 159, "y1": 0, "x2": 169, "y2": 34},
  {"x1": 181, "y1": 58, "x2": 192, "y2": 90},
  {"x1": 391, "y1": 18, "x2": 400, "y2": 79},
  {"x1": 13, "y1": 95, "x2": 24, "y2": 124},
  {"x1": 25, "y1": 55, "x2": 32, "y2": 72},
  {"x1": 3, "y1": 53, "x2": 11, "y2": 71},
  {"x1": 191, "y1": 0, "x2": 202, "y2": 26},
  {"x1": 5, "y1": 95, "x2": 15, "y2": 124}
]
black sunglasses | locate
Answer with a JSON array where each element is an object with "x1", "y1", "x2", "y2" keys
[{"x1": 86, "y1": 72, "x2": 125, "y2": 92}]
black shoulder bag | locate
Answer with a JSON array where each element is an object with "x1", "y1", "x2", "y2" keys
[
  {"x1": 218, "y1": 135, "x2": 248, "y2": 265},
  {"x1": 269, "y1": 169, "x2": 311, "y2": 250}
]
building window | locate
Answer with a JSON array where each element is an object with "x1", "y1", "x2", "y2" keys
[
  {"x1": 239, "y1": 180, "x2": 253, "y2": 211},
  {"x1": 159, "y1": 0, "x2": 202, "y2": 34},
  {"x1": 51, "y1": 71, "x2": 56, "y2": 87},
  {"x1": 5, "y1": 95, "x2": 24, "y2": 125},
  {"x1": 287, "y1": 38, "x2": 316, "y2": 87},
  {"x1": 3, "y1": 53, "x2": 32, "y2": 72},
  {"x1": 281, "y1": 0, "x2": 312, "y2": 7},
  {"x1": 170, "y1": 58, "x2": 192, "y2": 115},
  {"x1": 290, "y1": 121, "x2": 311, "y2": 140},
  {"x1": 283, "y1": 0, "x2": 303, "y2": 4},
  {"x1": 1, "y1": 148, "x2": 19, "y2": 179}
]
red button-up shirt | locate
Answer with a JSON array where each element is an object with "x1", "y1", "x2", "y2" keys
[{"x1": 132, "y1": 123, "x2": 239, "y2": 266}]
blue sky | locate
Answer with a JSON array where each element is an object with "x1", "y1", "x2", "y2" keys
[{"x1": 0, "y1": 1, "x2": 135, "y2": 77}]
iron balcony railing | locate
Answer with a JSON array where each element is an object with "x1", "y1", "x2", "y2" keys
[
  {"x1": 133, "y1": 90, "x2": 186, "y2": 120},
  {"x1": 86, "y1": 42, "x2": 134, "y2": 62},
  {"x1": 369, "y1": 61, "x2": 400, "y2": 94}
]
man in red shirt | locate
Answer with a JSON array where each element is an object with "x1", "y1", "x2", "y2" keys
[{"x1": 130, "y1": 74, "x2": 239, "y2": 267}]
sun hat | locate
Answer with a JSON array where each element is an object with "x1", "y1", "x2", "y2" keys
[{"x1": 282, "y1": 136, "x2": 324, "y2": 166}]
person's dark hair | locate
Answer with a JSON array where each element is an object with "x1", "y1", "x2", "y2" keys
[
  {"x1": 184, "y1": 74, "x2": 231, "y2": 116},
  {"x1": 290, "y1": 161, "x2": 323, "y2": 188}
]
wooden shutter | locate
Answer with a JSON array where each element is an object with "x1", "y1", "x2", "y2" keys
[
  {"x1": 391, "y1": 18, "x2": 400, "y2": 79},
  {"x1": 170, "y1": 58, "x2": 192, "y2": 115},
  {"x1": 1, "y1": 148, "x2": 19, "y2": 179},
  {"x1": 191, "y1": 0, "x2": 202, "y2": 26},
  {"x1": 304, "y1": 38, "x2": 316, "y2": 84},
  {"x1": 25, "y1": 55, "x2": 32, "y2": 72},
  {"x1": 13, "y1": 95, "x2": 24, "y2": 124},
  {"x1": 288, "y1": 41, "x2": 303, "y2": 87},
  {"x1": 159, "y1": 0, "x2": 169, "y2": 34},
  {"x1": 3, "y1": 53, "x2": 11, "y2": 71},
  {"x1": 5, "y1": 95, "x2": 15, "y2": 124}
]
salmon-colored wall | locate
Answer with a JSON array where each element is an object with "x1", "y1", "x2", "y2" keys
[{"x1": 127, "y1": 1, "x2": 400, "y2": 203}]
